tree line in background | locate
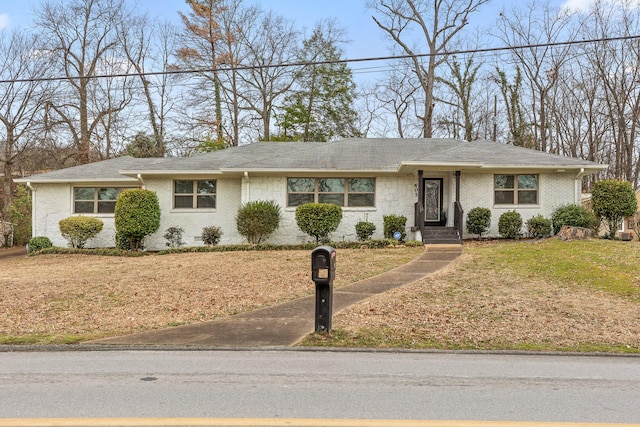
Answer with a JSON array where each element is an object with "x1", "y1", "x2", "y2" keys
[{"x1": 2, "y1": 0, "x2": 640, "y2": 229}]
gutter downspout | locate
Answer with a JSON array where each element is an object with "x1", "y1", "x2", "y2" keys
[
  {"x1": 575, "y1": 168, "x2": 585, "y2": 204},
  {"x1": 243, "y1": 171, "x2": 250, "y2": 203},
  {"x1": 136, "y1": 174, "x2": 146, "y2": 190}
]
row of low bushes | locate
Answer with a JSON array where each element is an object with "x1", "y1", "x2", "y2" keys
[
  {"x1": 29, "y1": 238, "x2": 424, "y2": 257},
  {"x1": 466, "y1": 179, "x2": 638, "y2": 240},
  {"x1": 466, "y1": 203, "x2": 601, "y2": 240},
  {"x1": 28, "y1": 188, "x2": 415, "y2": 253}
]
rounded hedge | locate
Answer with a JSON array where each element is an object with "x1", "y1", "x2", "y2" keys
[
  {"x1": 355, "y1": 221, "x2": 376, "y2": 241},
  {"x1": 114, "y1": 189, "x2": 161, "y2": 251},
  {"x1": 236, "y1": 200, "x2": 281, "y2": 244},
  {"x1": 526, "y1": 214, "x2": 552, "y2": 238},
  {"x1": 591, "y1": 179, "x2": 637, "y2": 238},
  {"x1": 28, "y1": 236, "x2": 52, "y2": 253},
  {"x1": 551, "y1": 204, "x2": 595, "y2": 235},
  {"x1": 59, "y1": 216, "x2": 104, "y2": 248},
  {"x1": 466, "y1": 207, "x2": 491, "y2": 238},
  {"x1": 295, "y1": 203, "x2": 343, "y2": 243},
  {"x1": 498, "y1": 210, "x2": 522, "y2": 239}
]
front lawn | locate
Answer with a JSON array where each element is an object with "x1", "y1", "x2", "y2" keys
[{"x1": 302, "y1": 239, "x2": 640, "y2": 353}]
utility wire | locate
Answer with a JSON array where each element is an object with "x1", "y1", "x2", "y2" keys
[{"x1": 1, "y1": 34, "x2": 639, "y2": 84}]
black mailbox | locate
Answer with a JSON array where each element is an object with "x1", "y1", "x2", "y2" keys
[
  {"x1": 312, "y1": 246, "x2": 336, "y2": 285},
  {"x1": 311, "y1": 246, "x2": 336, "y2": 332}
]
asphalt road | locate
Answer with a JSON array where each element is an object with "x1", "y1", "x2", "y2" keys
[{"x1": 0, "y1": 349, "x2": 639, "y2": 424}]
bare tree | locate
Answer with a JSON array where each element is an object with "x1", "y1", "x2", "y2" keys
[
  {"x1": 368, "y1": 0, "x2": 490, "y2": 138},
  {"x1": 374, "y1": 61, "x2": 421, "y2": 138},
  {"x1": 120, "y1": 16, "x2": 179, "y2": 156},
  {"x1": 436, "y1": 55, "x2": 481, "y2": 140},
  {"x1": 580, "y1": 1, "x2": 640, "y2": 185},
  {"x1": 235, "y1": 8, "x2": 299, "y2": 141},
  {"x1": 35, "y1": 0, "x2": 134, "y2": 164},
  {"x1": 494, "y1": 0, "x2": 577, "y2": 152},
  {"x1": 0, "y1": 30, "x2": 52, "y2": 230}
]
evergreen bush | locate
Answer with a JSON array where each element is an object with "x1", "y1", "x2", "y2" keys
[
  {"x1": 236, "y1": 200, "x2": 281, "y2": 244},
  {"x1": 295, "y1": 202, "x2": 343, "y2": 243},
  {"x1": 551, "y1": 204, "x2": 596, "y2": 234},
  {"x1": 114, "y1": 189, "x2": 161, "y2": 251},
  {"x1": 202, "y1": 225, "x2": 223, "y2": 246},
  {"x1": 28, "y1": 236, "x2": 52, "y2": 252},
  {"x1": 498, "y1": 210, "x2": 522, "y2": 239},
  {"x1": 355, "y1": 221, "x2": 376, "y2": 241},
  {"x1": 591, "y1": 179, "x2": 638, "y2": 239},
  {"x1": 59, "y1": 216, "x2": 104, "y2": 248},
  {"x1": 526, "y1": 214, "x2": 552, "y2": 238},
  {"x1": 383, "y1": 215, "x2": 407, "y2": 241},
  {"x1": 466, "y1": 207, "x2": 491, "y2": 239}
]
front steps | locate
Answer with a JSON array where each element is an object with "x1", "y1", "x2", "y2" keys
[{"x1": 422, "y1": 226, "x2": 461, "y2": 245}]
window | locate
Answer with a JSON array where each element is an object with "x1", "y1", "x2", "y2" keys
[
  {"x1": 174, "y1": 180, "x2": 216, "y2": 209},
  {"x1": 73, "y1": 187, "x2": 134, "y2": 214},
  {"x1": 494, "y1": 174, "x2": 538, "y2": 205},
  {"x1": 287, "y1": 178, "x2": 375, "y2": 207}
]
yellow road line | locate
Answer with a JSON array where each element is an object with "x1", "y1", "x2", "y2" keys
[{"x1": 0, "y1": 419, "x2": 639, "y2": 427}]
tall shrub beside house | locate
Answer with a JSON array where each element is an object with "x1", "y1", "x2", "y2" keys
[
  {"x1": 114, "y1": 189, "x2": 160, "y2": 251},
  {"x1": 591, "y1": 179, "x2": 638, "y2": 239},
  {"x1": 295, "y1": 202, "x2": 342, "y2": 243},
  {"x1": 236, "y1": 200, "x2": 281, "y2": 244}
]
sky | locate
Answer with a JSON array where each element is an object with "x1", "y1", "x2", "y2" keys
[{"x1": 0, "y1": 0, "x2": 583, "y2": 57}]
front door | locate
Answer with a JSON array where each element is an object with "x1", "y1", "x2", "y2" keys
[{"x1": 423, "y1": 178, "x2": 445, "y2": 226}]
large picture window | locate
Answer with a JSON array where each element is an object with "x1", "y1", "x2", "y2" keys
[
  {"x1": 287, "y1": 178, "x2": 375, "y2": 207},
  {"x1": 494, "y1": 174, "x2": 538, "y2": 205},
  {"x1": 174, "y1": 180, "x2": 216, "y2": 209},
  {"x1": 73, "y1": 187, "x2": 135, "y2": 214}
]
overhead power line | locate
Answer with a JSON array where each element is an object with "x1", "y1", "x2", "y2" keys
[{"x1": 1, "y1": 34, "x2": 639, "y2": 84}]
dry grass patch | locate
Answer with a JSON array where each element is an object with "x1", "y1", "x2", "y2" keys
[
  {"x1": 304, "y1": 240, "x2": 640, "y2": 353},
  {"x1": 0, "y1": 247, "x2": 422, "y2": 344}
]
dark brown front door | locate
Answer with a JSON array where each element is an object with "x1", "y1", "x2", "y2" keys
[{"x1": 423, "y1": 178, "x2": 445, "y2": 226}]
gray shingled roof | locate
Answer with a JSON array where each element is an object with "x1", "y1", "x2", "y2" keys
[{"x1": 18, "y1": 138, "x2": 606, "y2": 183}]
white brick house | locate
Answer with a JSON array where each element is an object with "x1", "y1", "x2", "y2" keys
[{"x1": 16, "y1": 138, "x2": 606, "y2": 249}]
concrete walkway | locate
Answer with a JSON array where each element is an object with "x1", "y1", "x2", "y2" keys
[{"x1": 91, "y1": 245, "x2": 462, "y2": 347}]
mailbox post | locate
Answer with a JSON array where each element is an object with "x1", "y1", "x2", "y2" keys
[{"x1": 311, "y1": 246, "x2": 336, "y2": 333}]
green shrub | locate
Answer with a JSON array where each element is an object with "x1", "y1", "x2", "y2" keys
[
  {"x1": 114, "y1": 189, "x2": 161, "y2": 251},
  {"x1": 164, "y1": 226, "x2": 185, "y2": 248},
  {"x1": 355, "y1": 221, "x2": 376, "y2": 241},
  {"x1": 466, "y1": 207, "x2": 491, "y2": 239},
  {"x1": 28, "y1": 236, "x2": 52, "y2": 253},
  {"x1": 591, "y1": 179, "x2": 638, "y2": 238},
  {"x1": 498, "y1": 210, "x2": 522, "y2": 239},
  {"x1": 383, "y1": 215, "x2": 407, "y2": 241},
  {"x1": 59, "y1": 216, "x2": 104, "y2": 248},
  {"x1": 202, "y1": 225, "x2": 223, "y2": 246},
  {"x1": 236, "y1": 200, "x2": 281, "y2": 244},
  {"x1": 526, "y1": 214, "x2": 552, "y2": 238},
  {"x1": 295, "y1": 202, "x2": 343, "y2": 243},
  {"x1": 551, "y1": 204, "x2": 596, "y2": 234}
]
